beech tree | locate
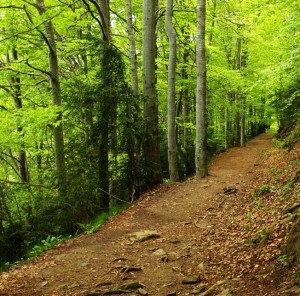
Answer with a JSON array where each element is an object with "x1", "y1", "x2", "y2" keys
[
  {"x1": 142, "y1": 0, "x2": 163, "y2": 186},
  {"x1": 126, "y1": 0, "x2": 139, "y2": 96},
  {"x1": 195, "y1": 0, "x2": 208, "y2": 178},
  {"x1": 166, "y1": 0, "x2": 179, "y2": 182},
  {"x1": 35, "y1": 0, "x2": 67, "y2": 198}
]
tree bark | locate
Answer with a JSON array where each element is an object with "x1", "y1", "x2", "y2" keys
[
  {"x1": 142, "y1": 0, "x2": 163, "y2": 186},
  {"x1": 7, "y1": 48, "x2": 29, "y2": 183},
  {"x1": 166, "y1": 0, "x2": 179, "y2": 182},
  {"x1": 126, "y1": 0, "x2": 139, "y2": 96},
  {"x1": 98, "y1": 0, "x2": 111, "y2": 211},
  {"x1": 36, "y1": 0, "x2": 66, "y2": 197},
  {"x1": 195, "y1": 0, "x2": 208, "y2": 179}
]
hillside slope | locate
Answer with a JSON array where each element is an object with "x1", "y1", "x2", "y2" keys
[{"x1": 0, "y1": 133, "x2": 299, "y2": 296}]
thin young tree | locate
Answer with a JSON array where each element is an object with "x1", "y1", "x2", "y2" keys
[
  {"x1": 7, "y1": 48, "x2": 29, "y2": 183},
  {"x1": 166, "y1": 0, "x2": 179, "y2": 182},
  {"x1": 126, "y1": 0, "x2": 139, "y2": 96},
  {"x1": 36, "y1": 0, "x2": 67, "y2": 197},
  {"x1": 195, "y1": 0, "x2": 208, "y2": 178}
]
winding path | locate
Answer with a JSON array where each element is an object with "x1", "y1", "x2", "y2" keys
[{"x1": 0, "y1": 134, "x2": 273, "y2": 296}]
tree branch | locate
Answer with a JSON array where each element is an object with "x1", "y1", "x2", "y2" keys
[
  {"x1": 0, "y1": 179, "x2": 50, "y2": 188},
  {"x1": 82, "y1": 0, "x2": 107, "y2": 41},
  {"x1": 110, "y1": 8, "x2": 139, "y2": 32},
  {"x1": 0, "y1": 154, "x2": 21, "y2": 180},
  {"x1": 25, "y1": 60, "x2": 51, "y2": 77},
  {"x1": 0, "y1": 5, "x2": 24, "y2": 9}
]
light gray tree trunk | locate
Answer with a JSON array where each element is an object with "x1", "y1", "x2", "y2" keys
[
  {"x1": 36, "y1": 0, "x2": 66, "y2": 197},
  {"x1": 236, "y1": 34, "x2": 247, "y2": 147},
  {"x1": 98, "y1": 0, "x2": 111, "y2": 43},
  {"x1": 126, "y1": 0, "x2": 139, "y2": 96},
  {"x1": 195, "y1": 0, "x2": 208, "y2": 179},
  {"x1": 142, "y1": 0, "x2": 163, "y2": 186},
  {"x1": 166, "y1": 0, "x2": 179, "y2": 182}
]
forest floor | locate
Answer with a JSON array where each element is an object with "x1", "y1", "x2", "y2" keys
[{"x1": 1, "y1": 133, "x2": 300, "y2": 296}]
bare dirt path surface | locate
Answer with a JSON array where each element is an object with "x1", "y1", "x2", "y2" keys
[{"x1": 0, "y1": 133, "x2": 297, "y2": 296}]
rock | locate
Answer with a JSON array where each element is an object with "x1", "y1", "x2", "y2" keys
[
  {"x1": 169, "y1": 238, "x2": 181, "y2": 244},
  {"x1": 153, "y1": 248, "x2": 167, "y2": 256},
  {"x1": 166, "y1": 292, "x2": 177, "y2": 296},
  {"x1": 82, "y1": 262, "x2": 91, "y2": 267},
  {"x1": 153, "y1": 248, "x2": 168, "y2": 261},
  {"x1": 182, "y1": 274, "x2": 201, "y2": 284},
  {"x1": 121, "y1": 266, "x2": 143, "y2": 273},
  {"x1": 198, "y1": 262, "x2": 206, "y2": 272},
  {"x1": 115, "y1": 282, "x2": 144, "y2": 290},
  {"x1": 40, "y1": 281, "x2": 48, "y2": 287},
  {"x1": 137, "y1": 288, "x2": 148, "y2": 295},
  {"x1": 194, "y1": 219, "x2": 211, "y2": 229},
  {"x1": 92, "y1": 282, "x2": 144, "y2": 295},
  {"x1": 128, "y1": 230, "x2": 160, "y2": 242}
]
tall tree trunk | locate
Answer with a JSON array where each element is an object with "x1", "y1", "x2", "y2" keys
[
  {"x1": 195, "y1": 0, "x2": 208, "y2": 179},
  {"x1": 126, "y1": 0, "x2": 141, "y2": 199},
  {"x1": 236, "y1": 33, "x2": 247, "y2": 147},
  {"x1": 180, "y1": 32, "x2": 194, "y2": 176},
  {"x1": 36, "y1": 0, "x2": 66, "y2": 197},
  {"x1": 166, "y1": 0, "x2": 179, "y2": 182},
  {"x1": 98, "y1": 0, "x2": 111, "y2": 211},
  {"x1": 7, "y1": 48, "x2": 29, "y2": 183},
  {"x1": 235, "y1": 36, "x2": 242, "y2": 147},
  {"x1": 142, "y1": 0, "x2": 163, "y2": 186},
  {"x1": 97, "y1": 0, "x2": 111, "y2": 43},
  {"x1": 126, "y1": 0, "x2": 139, "y2": 96}
]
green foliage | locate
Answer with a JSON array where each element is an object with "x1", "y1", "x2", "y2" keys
[
  {"x1": 27, "y1": 235, "x2": 71, "y2": 259},
  {"x1": 246, "y1": 226, "x2": 273, "y2": 246},
  {"x1": 246, "y1": 211, "x2": 253, "y2": 230},
  {"x1": 78, "y1": 205, "x2": 126, "y2": 234},
  {"x1": 280, "y1": 180, "x2": 294, "y2": 201},
  {"x1": 277, "y1": 254, "x2": 293, "y2": 267},
  {"x1": 254, "y1": 184, "x2": 270, "y2": 197}
]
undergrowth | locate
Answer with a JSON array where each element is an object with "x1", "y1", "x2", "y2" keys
[{"x1": 0, "y1": 205, "x2": 127, "y2": 273}]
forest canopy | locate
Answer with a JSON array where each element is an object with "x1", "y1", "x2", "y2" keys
[{"x1": 0, "y1": 0, "x2": 299, "y2": 266}]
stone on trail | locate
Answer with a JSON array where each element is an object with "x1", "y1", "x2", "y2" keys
[
  {"x1": 182, "y1": 274, "x2": 201, "y2": 284},
  {"x1": 137, "y1": 287, "x2": 148, "y2": 295},
  {"x1": 153, "y1": 248, "x2": 167, "y2": 256},
  {"x1": 121, "y1": 265, "x2": 143, "y2": 273},
  {"x1": 128, "y1": 230, "x2": 160, "y2": 242}
]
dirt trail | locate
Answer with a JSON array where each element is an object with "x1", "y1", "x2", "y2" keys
[{"x1": 0, "y1": 134, "x2": 276, "y2": 296}]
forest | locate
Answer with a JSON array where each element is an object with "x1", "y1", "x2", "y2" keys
[{"x1": 0, "y1": 0, "x2": 299, "y2": 267}]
